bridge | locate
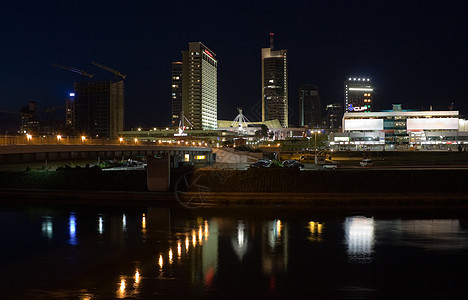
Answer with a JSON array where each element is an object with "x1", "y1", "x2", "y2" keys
[{"x1": 0, "y1": 144, "x2": 214, "y2": 165}]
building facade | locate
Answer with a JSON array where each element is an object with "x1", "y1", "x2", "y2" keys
[
  {"x1": 65, "y1": 93, "x2": 75, "y2": 134},
  {"x1": 344, "y1": 77, "x2": 373, "y2": 113},
  {"x1": 73, "y1": 80, "x2": 124, "y2": 138},
  {"x1": 181, "y1": 42, "x2": 218, "y2": 130},
  {"x1": 330, "y1": 104, "x2": 468, "y2": 151},
  {"x1": 171, "y1": 62, "x2": 183, "y2": 127},
  {"x1": 326, "y1": 103, "x2": 343, "y2": 130},
  {"x1": 262, "y1": 34, "x2": 288, "y2": 128},
  {"x1": 299, "y1": 84, "x2": 321, "y2": 128}
]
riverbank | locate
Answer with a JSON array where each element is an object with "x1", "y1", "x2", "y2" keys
[{"x1": 1, "y1": 168, "x2": 468, "y2": 209}]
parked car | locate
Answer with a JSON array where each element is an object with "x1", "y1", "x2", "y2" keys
[
  {"x1": 282, "y1": 160, "x2": 304, "y2": 169},
  {"x1": 322, "y1": 163, "x2": 338, "y2": 170},
  {"x1": 360, "y1": 159, "x2": 373, "y2": 167},
  {"x1": 250, "y1": 160, "x2": 271, "y2": 168}
]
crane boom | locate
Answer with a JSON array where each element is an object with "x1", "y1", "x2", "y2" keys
[
  {"x1": 52, "y1": 63, "x2": 94, "y2": 78},
  {"x1": 91, "y1": 61, "x2": 127, "y2": 79}
]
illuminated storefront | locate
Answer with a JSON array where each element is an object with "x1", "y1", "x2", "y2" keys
[{"x1": 330, "y1": 105, "x2": 468, "y2": 150}]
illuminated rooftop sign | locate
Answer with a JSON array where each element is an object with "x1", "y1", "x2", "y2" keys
[{"x1": 204, "y1": 49, "x2": 213, "y2": 58}]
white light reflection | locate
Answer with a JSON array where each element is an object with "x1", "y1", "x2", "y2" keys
[
  {"x1": 98, "y1": 215, "x2": 103, "y2": 234},
  {"x1": 69, "y1": 213, "x2": 77, "y2": 245},
  {"x1": 344, "y1": 216, "x2": 375, "y2": 263},
  {"x1": 231, "y1": 220, "x2": 248, "y2": 261},
  {"x1": 267, "y1": 220, "x2": 281, "y2": 249},
  {"x1": 41, "y1": 217, "x2": 53, "y2": 239},
  {"x1": 122, "y1": 214, "x2": 127, "y2": 231}
]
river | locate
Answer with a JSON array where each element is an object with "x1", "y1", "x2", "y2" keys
[{"x1": 1, "y1": 203, "x2": 467, "y2": 299}]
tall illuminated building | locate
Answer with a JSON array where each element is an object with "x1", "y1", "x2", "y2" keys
[
  {"x1": 181, "y1": 42, "x2": 217, "y2": 130},
  {"x1": 344, "y1": 77, "x2": 373, "y2": 113},
  {"x1": 65, "y1": 92, "x2": 75, "y2": 134},
  {"x1": 171, "y1": 62, "x2": 183, "y2": 127},
  {"x1": 299, "y1": 84, "x2": 321, "y2": 128},
  {"x1": 261, "y1": 33, "x2": 288, "y2": 128}
]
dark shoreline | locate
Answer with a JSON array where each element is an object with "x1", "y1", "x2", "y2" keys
[{"x1": 2, "y1": 189, "x2": 468, "y2": 213}]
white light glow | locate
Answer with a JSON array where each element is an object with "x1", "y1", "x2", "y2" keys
[{"x1": 348, "y1": 88, "x2": 373, "y2": 91}]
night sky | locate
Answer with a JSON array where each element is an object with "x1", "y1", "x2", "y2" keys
[{"x1": 0, "y1": 1, "x2": 466, "y2": 131}]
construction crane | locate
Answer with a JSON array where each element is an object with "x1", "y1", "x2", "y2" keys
[
  {"x1": 51, "y1": 63, "x2": 94, "y2": 78},
  {"x1": 91, "y1": 61, "x2": 127, "y2": 80}
]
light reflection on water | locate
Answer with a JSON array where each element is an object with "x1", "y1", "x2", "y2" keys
[
  {"x1": 1, "y1": 206, "x2": 468, "y2": 298},
  {"x1": 345, "y1": 216, "x2": 375, "y2": 263}
]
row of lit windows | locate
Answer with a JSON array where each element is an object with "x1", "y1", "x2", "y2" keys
[
  {"x1": 364, "y1": 93, "x2": 371, "y2": 97},
  {"x1": 364, "y1": 99, "x2": 371, "y2": 103}
]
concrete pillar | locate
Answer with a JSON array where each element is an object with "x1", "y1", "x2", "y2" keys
[{"x1": 147, "y1": 155, "x2": 170, "y2": 192}]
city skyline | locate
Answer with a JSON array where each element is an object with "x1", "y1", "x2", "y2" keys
[{"x1": 0, "y1": 1, "x2": 466, "y2": 132}]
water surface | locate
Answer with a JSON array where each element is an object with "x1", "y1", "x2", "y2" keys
[{"x1": 1, "y1": 204, "x2": 467, "y2": 299}]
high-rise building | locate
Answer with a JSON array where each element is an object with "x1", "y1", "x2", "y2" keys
[
  {"x1": 181, "y1": 42, "x2": 217, "y2": 130},
  {"x1": 345, "y1": 77, "x2": 373, "y2": 113},
  {"x1": 171, "y1": 62, "x2": 183, "y2": 127},
  {"x1": 261, "y1": 33, "x2": 288, "y2": 128},
  {"x1": 326, "y1": 103, "x2": 343, "y2": 130},
  {"x1": 299, "y1": 84, "x2": 321, "y2": 128},
  {"x1": 73, "y1": 80, "x2": 124, "y2": 138},
  {"x1": 65, "y1": 92, "x2": 75, "y2": 133}
]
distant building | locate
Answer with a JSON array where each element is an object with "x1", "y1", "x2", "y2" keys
[
  {"x1": 65, "y1": 92, "x2": 75, "y2": 133},
  {"x1": 181, "y1": 42, "x2": 218, "y2": 130},
  {"x1": 299, "y1": 84, "x2": 321, "y2": 128},
  {"x1": 326, "y1": 103, "x2": 343, "y2": 130},
  {"x1": 171, "y1": 62, "x2": 183, "y2": 127},
  {"x1": 345, "y1": 77, "x2": 373, "y2": 113},
  {"x1": 262, "y1": 33, "x2": 288, "y2": 128},
  {"x1": 20, "y1": 101, "x2": 40, "y2": 134},
  {"x1": 73, "y1": 80, "x2": 124, "y2": 138}
]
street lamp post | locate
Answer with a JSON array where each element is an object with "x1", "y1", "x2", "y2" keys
[{"x1": 313, "y1": 130, "x2": 321, "y2": 164}]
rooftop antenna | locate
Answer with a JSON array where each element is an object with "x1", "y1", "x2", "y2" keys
[{"x1": 270, "y1": 32, "x2": 275, "y2": 50}]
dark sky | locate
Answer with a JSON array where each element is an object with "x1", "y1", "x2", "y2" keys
[{"x1": 0, "y1": 0, "x2": 466, "y2": 131}]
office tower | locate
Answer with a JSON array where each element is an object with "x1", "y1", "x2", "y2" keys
[
  {"x1": 65, "y1": 92, "x2": 75, "y2": 132},
  {"x1": 181, "y1": 42, "x2": 217, "y2": 130},
  {"x1": 73, "y1": 80, "x2": 124, "y2": 138},
  {"x1": 171, "y1": 62, "x2": 183, "y2": 127},
  {"x1": 326, "y1": 103, "x2": 343, "y2": 130},
  {"x1": 344, "y1": 77, "x2": 373, "y2": 112},
  {"x1": 299, "y1": 84, "x2": 321, "y2": 128},
  {"x1": 261, "y1": 33, "x2": 288, "y2": 128}
]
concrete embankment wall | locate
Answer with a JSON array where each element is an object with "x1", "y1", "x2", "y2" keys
[
  {"x1": 190, "y1": 169, "x2": 468, "y2": 194},
  {"x1": 1, "y1": 168, "x2": 467, "y2": 194}
]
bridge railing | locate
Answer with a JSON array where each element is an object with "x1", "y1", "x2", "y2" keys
[{"x1": 0, "y1": 135, "x2": 212, "y2": 147}]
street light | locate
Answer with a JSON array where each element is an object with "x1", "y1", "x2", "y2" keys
[
  {"x1": 81, "y1": 136, "x2": 86, "y2": 143},
  {"x1": 312, "y1": 130, "x2": 321, "y2": 164}
]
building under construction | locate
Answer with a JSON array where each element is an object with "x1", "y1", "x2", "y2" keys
[
  {"x1": 54, "y1": 62, "x2": 125, "y2": 139},
  {"x1": 73, "y1": 80, "x2": 124, "y2": 138}
]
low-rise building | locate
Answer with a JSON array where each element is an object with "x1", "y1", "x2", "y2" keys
[{"x1": 330, "y1": 104, "x2": 468, "y2": 151}]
